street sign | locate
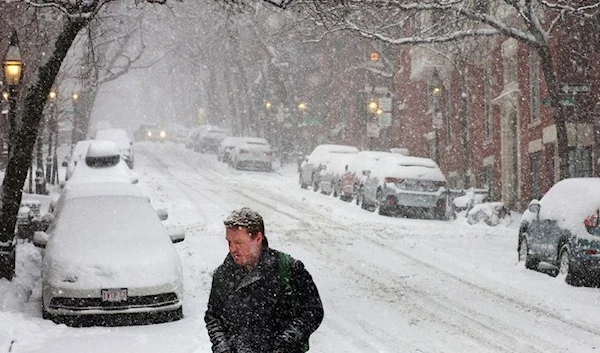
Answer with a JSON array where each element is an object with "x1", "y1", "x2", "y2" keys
[
  {"x1": 541, "y1": 97, "x2": 576, "y2": 106},
  {"x1": 560, "y1": 83, "x2": 590, "y2": 94}
]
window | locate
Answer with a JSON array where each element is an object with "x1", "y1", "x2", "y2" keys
[
  {"x1": 568, "y1": 146, "x2": 593, "y2": 177},
  {"x1": 529, "y1": 52, "x2": 541, "y2": 123},
  {"x1": 530, "y1": 151, "x2": 542, "y2": 199},
  {"x1": 484, "y1": 64, "x2": 493, "y2": 139}
]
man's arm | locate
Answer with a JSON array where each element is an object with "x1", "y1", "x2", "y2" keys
[
  {"x1": 205, "y1": 271, "x2": 232, "y2": 353},
  {"x1": 276, "y1": 260, "x2": 324, "y2": 350}
]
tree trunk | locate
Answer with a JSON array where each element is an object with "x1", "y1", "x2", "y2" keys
[
  {"x1": 0, "y1": 19, "x2": 89, "y2": 280},
  {"x1": 459, "y1": 65, "x2": 470, "y2": 186}
]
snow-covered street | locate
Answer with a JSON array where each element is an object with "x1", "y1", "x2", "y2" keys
[{"x1": 2, "y1": 142, "x2": 600, "y2": 353}]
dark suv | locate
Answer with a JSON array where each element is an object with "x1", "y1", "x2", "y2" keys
[{"x1": 518, "y1": 178, "x2": 600, "y2": 286}]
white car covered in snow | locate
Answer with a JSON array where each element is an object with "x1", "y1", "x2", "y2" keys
[
  {"x1": 361, "y1": 154, "x2": 448, "y2": 219},
  {"x1": 33, "y1": 182, "x2": 185, "y2": 326},
  {"x1": 94, "y1": 128, "x2": 134, "y2": 169},
  {"x1": 299, "y1": 144, "x2": 359, "y2": 190},
  {"x1": 229, "y1": 137, "x2": 273, "y2": 171},
  {"x1": 65, "y1": 140, "x2": 139, "y2": 186}
]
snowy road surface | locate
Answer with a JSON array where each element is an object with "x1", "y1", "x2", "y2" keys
[{"x1": 2, "y1": 142, "x2": 600, "y2": 353}]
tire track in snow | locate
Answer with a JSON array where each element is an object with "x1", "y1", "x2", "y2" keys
[{"x1": 142, "y1": 144, "x2": 599, "y2": 353}]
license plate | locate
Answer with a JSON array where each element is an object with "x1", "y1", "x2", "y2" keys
[{"x1": 101, "y1": 288, "x2": 128, "y2": 302}]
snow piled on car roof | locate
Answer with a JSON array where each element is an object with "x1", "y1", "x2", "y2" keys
[{"x1": 538, "y1": 178, "x2": 600, "y2": 240}]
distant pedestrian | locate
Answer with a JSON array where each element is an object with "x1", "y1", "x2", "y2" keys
[{"x1": 205, "y1": 207, "x2": 324, "y2": 353}]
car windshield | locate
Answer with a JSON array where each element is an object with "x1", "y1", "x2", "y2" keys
[{"x1": 51, "y1": 196, "x2": 163, "y2": 242}]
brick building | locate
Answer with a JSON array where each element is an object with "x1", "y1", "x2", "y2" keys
[{"x1": 326, "y1": 12, "x2": 600, "y2": 211}]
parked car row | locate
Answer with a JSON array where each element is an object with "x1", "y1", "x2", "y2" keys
[
  {"x1": 300, "y1": 144, "x2": 449, "y2": 220},
  {"x1": 39, "y1": 138, "x2": 185, "y2": 326}
]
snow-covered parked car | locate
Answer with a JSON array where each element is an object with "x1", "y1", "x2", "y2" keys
[
  {"x1": 229, "y1": 137, "x2": 273, "y2": 171},
  {"x1": 319, "y1": 153, "x2": 357, "y2": 197},
  {"x1": 33, "y1": 182, "x2": 185, "y2": 326},
  {"x1": 518, "y1": 178, "x2": 600, "y2": 286},
  {"x1": 63, "y1": 140, "x2": 93, "y2": 181},
  {"x1": 65, "y1": 140, "x2": 138, "y2": 186},
  {"x1": 299, "y1": 144, "x2": 359, "y2": 191},
  {"x1": 218, "y1": 136, "x2": 244, "y2": 163},
  {"x1": 195, "y1": 127, "x2": 228, "y2": 154},
  {"x1": 94, "y1": 128, "x2": 134, "y2": 169},
  {"x1": 361, "y1": 154, "x2": 447, "y2": 219},
  {"x1": 340, "y1": 151, "x2": 391, "y2": 202}
]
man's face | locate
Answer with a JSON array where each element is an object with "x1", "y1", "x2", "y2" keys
[{"x1": 226, "y1": 226, "x2": 263, "y2": 269}]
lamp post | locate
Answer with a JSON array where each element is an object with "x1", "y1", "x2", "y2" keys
[
  {"x1": 3, "y1": 30, "x2": 23, "y2": 156},
  {"x1": 0, "y1": 29, "x2": 22, "y2": 280},
  {"x1": 71, "y1": 92, "x2": 80, "y2": 144},
  {"x1": 46, "y1": 89, "x2": 57, "y2": 183}
]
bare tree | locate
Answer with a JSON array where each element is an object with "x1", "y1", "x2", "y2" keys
[
  {"x1": 0, "y1": 0, "x2": 174, "y2": 280},
  {"x1": 290, "y1": 0, "x2": 600, "y2": 181}
]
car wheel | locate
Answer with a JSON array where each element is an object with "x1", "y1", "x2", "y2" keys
[
  {"x1": 518, "y1": 235, "x2": 538, "y2": 270},
  {"x1": 356, "y1": 186, "x2": 362, "y2": 205},
  {"x1": 378, "y1": 189, "x2": 389, "y2": 216},
  {"x1": 558, "y1": 245, "x2": 581, "y2": 286},
  {"x1": 299, "y1": 175, "x2": 308, "y2": 189}
]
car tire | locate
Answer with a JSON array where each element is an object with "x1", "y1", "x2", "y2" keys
[
  {"x1": 558, "y1": 245, "x2": 582, "y2": 286},
  {"x1": 299, "y1": 175, "x2": 308, "y2": 189},
  {"x1": 312, "y1": 174, "x2": 319, "y2": 192},
  {"x1": 356, "y1": 186, "x2": 362, "y2": 206},
  {"x1": 518, "y1": 235, "x2": 538, "y2": 270}
]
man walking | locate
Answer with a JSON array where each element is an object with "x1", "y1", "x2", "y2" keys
[{"x1": 205, "y1": 207, "x2": 324, "y2": 353}]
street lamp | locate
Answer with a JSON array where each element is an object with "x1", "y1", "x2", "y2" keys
[
  {"x1": 46, "y1": 89, "x2": 58, "y2": 184},
  {"x1": 3, "y1": 30, "x2": 23, "y2": 153},
  {"x1": 265, "y1": 101, "x2": 272, "y2": 110},
  {"x1": 298, "y1": 102, "x2": 307, "y2": 112},
  {"x1": 368, "y1": 99, "x2": 379, "y2": 114},
  {"x1": 2, "y1": 92, "x2": 8, "y2": 101},
  {"x1": 0, "y1": 29, "x2": 22, "y2": 280}
]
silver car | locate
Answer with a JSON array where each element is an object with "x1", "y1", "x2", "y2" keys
[
  {"x1": 34, "y1": 182, "x2": 185, "y2": 326},
  {"x1": 229, "y1": 137, "x2": 273, "y2": 171},
  {"x1": 362, "y1": 154, "x2": 447, "y2": 219}
]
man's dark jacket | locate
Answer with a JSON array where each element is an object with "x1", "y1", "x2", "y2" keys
[{"x1": 205, "y1": 246, "x2": 324, "y2": 353}]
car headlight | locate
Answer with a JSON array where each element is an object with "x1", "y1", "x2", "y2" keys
[{"x1": 160, "y1": 131, "x2": 167, "y2": 138}]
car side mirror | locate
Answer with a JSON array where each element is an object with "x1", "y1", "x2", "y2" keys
[
  {"x1": 167, "y1": 227, "x2": 185, "y2": 244},
  {"x1": 157, "y1": 208, "x2": 168, "y2": 221},
  {"x1": 528, "y1": 200, "x2": 541, "y2": 219},
  {"x1": 33, "y1": 231, "x2": 49, "y2": 248},
  {"x1": 62, "y1": 161, "x2": 68, "y2": 167}
]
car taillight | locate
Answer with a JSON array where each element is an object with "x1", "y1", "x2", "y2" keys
[
  {"x1": 384, "y1": 177, "x2": 404, "y2": 184},
  {"x1": 584, "y1": 209, "x2": 599, "y2": 228},
  {"x1": 584, "y1": 249, "x2": 599, "y2": 255},
  {"x1": 240, "y1": 149, "x2": 249, "y2": 154}
]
